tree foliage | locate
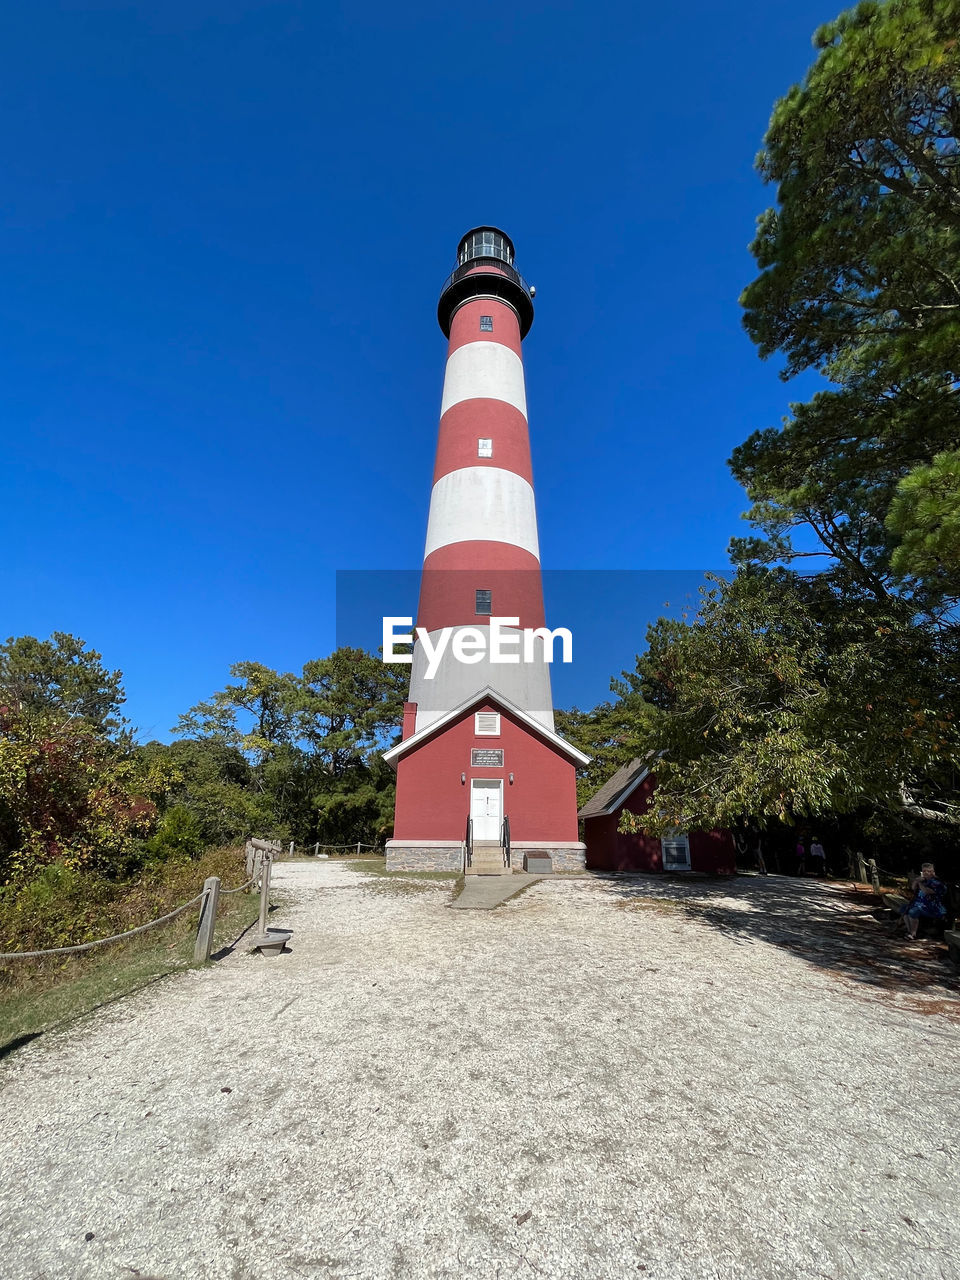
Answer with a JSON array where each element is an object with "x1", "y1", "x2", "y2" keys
[
  {"x1": 168, "y1": 647, "x2": 406, "y2": 846},
  {"x1": 0, "y1": 704, "x2": 168, "y2": 882},
  {"x1": 0, "y1": 633, "x2": 127, "y2": 736},
  {"x1": 618, "y1": 572, "x2": 960, "y2": 839},
  {"x1": 733, "y1": 0, "x2": 960, "y2": 602}
]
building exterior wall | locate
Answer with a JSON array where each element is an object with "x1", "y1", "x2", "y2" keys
[
  {"x1": 583, "y1": 773, "x2": 735, "y2": 875},
  {"x1": 392, "y1": 701, "x2": 580, "y2": 844}
]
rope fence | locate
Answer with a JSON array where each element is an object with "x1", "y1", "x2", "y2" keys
[
  {"x1": 0, "y1": 837, "x2": 294, "y2": 965},
  {"x1": 281, "y1": 841, "x2": 384, "y2": 858},
  {"x1": 0, "y1": 891, "x2": 208, "y2": 961},
  {"x1": 219, "y1": 874, "x2": 258, "y2": 896}
]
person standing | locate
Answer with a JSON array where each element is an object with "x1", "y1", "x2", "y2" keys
[
  {"x1": 809, "y1": 837, "x2": 826, "y2": 877},
  {"x1": 795, "y1": 837, "x2": 806, "y2": 876}
]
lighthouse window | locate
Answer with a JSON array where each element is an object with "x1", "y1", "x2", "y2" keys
[
  {"x1": 479, "y1": 315, "x2": 493, "y2": 332},
  {"x1": 475, "y1": 589, "x2": 492, "y2": 615},
  {"x1": 475, "y1": 712, "x2": 501, "y2": 736},
  {"x1": 477, "y1": 438, "x2": 493, "y2": 458}
]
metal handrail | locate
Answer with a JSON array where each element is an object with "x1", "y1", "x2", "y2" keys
[
  {"x1": 439, "y1": 257, "x2": 532, "y2": 301},
  {"x1": 501, "y1": 814, "x2": 511, "y2": 870},
  {"x1": 464, "y1": 815, "x2": 473, "y2": 871}
]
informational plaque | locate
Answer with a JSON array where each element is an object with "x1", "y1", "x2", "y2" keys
[{"x1": 471, "y1": 748, "x2": 504, "y2": 767}]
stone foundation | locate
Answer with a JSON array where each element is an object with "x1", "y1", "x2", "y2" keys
[
  {"x1": 513, "y1": 843, "x2": 587, "y2": 872},
  {"x1": 385, "y1": 841, "x2": 463, "y2": 872},
  {"x1": 384, "y1": 840, "x2": 587, "y2": 873}
]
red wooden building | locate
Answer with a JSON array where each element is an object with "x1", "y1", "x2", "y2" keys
[
  {"x1": 578, "y1": 757, "x2": 736, "y2": 875},
  {"x1": 384, "y1": 688, "x2": 588, "y2": 871}
]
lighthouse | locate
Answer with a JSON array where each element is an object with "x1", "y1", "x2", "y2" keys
[{"x1": 383, "y1": 227, "x2": 588, "y2": 874}]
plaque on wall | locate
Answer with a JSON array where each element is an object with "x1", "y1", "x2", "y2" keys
[{"x1": 471, "y1": 748, "x2": 504, "y2": 767}]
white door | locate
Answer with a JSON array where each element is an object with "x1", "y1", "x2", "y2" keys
[{"x1": 470, "y1": 780, "x2": 502, "y2": 842}]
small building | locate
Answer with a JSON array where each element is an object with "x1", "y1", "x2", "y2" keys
[
  {"x1": 578, "y1": 757, "x2": 735, "y2": 875},
  {"x1": 385, "y1": 687, "x2": 589, "y2": 872}
]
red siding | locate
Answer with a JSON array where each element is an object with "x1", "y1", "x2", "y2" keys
[
  {"x1": 432, "y1": 399, "x2": 533, "y2": 483},
  {"x1": 393, "y1": 701, "x2": 579, "y2": 842},
  {"x1": 584, "y1": 773, "x2": 735, "y2": 875},
  {"x1": 447, "y1": 295, "x2": 522, "y2": 358},
  {"x1": 416, "y1": 557, "x2": 546, "y2": 633}
]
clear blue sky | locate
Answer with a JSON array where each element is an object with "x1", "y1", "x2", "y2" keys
[{"x1": 2, "y1": 0, "x2": 833, "y2": 740}]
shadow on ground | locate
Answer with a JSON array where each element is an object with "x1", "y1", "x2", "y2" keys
[{"x1": 592, "y1": 872, "x2": 960, "y2": 1017}]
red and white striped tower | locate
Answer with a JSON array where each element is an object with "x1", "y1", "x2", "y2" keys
[
  {"x1": 384, "y1": 227, "x2": 587, "y2": 874},
  {"x1": 410, "y1": 227, "x2": 552, "y2": 731}
]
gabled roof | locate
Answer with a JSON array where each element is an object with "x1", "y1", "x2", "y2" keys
[
  {"x1": 382, "y1": 686, "x2": 591, "y2": 769},
  {"x1": 577, "y1": 753, "x2": 657, "y2": 819}
]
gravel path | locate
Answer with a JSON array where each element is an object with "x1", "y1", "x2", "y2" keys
[{"x1": 1, "y1": 863, "x2": 958, "y2": 1280}]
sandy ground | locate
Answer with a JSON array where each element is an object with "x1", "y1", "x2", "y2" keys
[{"x1": 1, "y1": 862, "x2": 958, "y2": 1280}]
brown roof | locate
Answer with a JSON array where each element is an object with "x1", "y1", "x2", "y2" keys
[{"x1": 577, "y1": 754, "x2": 655, "y2": 819}]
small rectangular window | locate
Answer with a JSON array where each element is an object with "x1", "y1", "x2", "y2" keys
[
  {"x1": 477, "y1": 438, "x2": 493, "y2": 458},
  {"x1": 475, "y1": 589, "x2": 492, "y2": 615},
  {"x1": 661, "y1": 834, "x2": 691, "y2": 871},
  {"x1": 479, "y1": 315, "x2": 493, "y2": 331},
  {"x1": 475, "y1": 712, "x2": 501, "y2": 736}
]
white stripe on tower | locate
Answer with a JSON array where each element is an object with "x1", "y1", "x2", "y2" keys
[
  {"x1": 423, "y1": 467, "x2": 539, "y2": 560},
  {"x1": 440, "y1": 342, "x2": 528, "y2": 418}
]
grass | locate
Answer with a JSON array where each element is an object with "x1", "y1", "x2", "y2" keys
[
  {"x1": 337, "y1": 858, "x2": 463, "y2": 897},
  {"x1": 0, "y1": 847, "x2": 260, "y2": 1055}
]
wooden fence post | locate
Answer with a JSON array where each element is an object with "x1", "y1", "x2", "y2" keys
[
  {"x1": 313, "y1": 842, "x2": 319, "y2": 857},
  {"x1": 257, "y1": 852, "x2": 273, "y2": 938},
  {"x1": 868, "y1": 858, "x2": 881, "y2": 893},
  {"x1": 856, "y1": 852, "x2": 867, "y2": 884},
  {"x1": 194, "y1": 876, "x2": 221, "y2": 963},
  {"x1": 289, "y1": 840, "x2": 295, "y2": 859},
  {"x1": 356, "y1": 840, "x2": 361, "y2": 856}
]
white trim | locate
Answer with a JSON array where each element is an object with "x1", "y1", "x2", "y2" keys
[
  {"x1": 383, "y1": 686, "x2": 591, "y2": 768},
  {"x1": 423, "y1": 467, "x2": 540, "y2": 561},
  {"x1": 441, "y1": 341, "x2": 527, "y2": 418},
  {"x1": 508, "y1": 841, "x2": 587, "y2": 850},
  {"x1": 385, "y1": 840, "x2": 463, "y2": 848}
]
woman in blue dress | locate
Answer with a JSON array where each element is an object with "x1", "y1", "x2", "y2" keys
[{"x1": 902, "y1": 863, "x2": 948, "y2": 938}]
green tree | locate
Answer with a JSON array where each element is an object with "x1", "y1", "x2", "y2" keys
[
  {"x1": 172, "y1": 662, "x2": 302, "y2": 767},
  {"x1": 0, "y1": 633, "x2": 127, "y2": 736},
  {"x1": 887, "y1": 449, "x2": 960, "y2": 593},
  {"x1": 618, "y1": 572, "x2": 960, "y2": 838},
  {"x1": 555, "y1": 694, "x2": 654, "y2": 810},
  {"x1": 734, "y1": 0, "x2": 960, "y2": 602},
  {"x1": 298, "y1": 647, "x2": 408, "y2": 774},
  {"x1": 170, "y1": 648, "x2": 406, "y2": 846}
]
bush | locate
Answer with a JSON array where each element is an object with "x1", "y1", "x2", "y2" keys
[
  {"x1": 0, "y1": 843, "x2": 248, "y2": 965},
  {"x1": 142, "y1": 805, "x2": 205, "y2": 863}
]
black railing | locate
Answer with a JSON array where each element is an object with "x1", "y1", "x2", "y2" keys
[
  {"x1": 464, "y1": 815, "x2": 473, "y2": 871},
  {"x1": 439, "y1": 257, "x2": 533, "y2": 302},
  {"x1": 501, "y1": 814, "x2": 511, "y2": 870}
]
